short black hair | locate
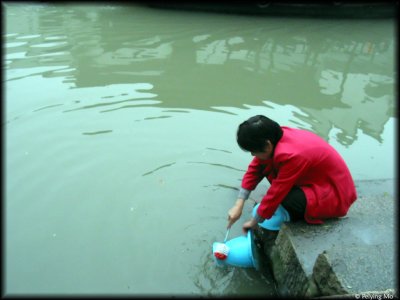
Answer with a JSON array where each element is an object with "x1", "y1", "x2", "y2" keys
[{"x1": 236, "y1": 115, "x2": 283, "y2": 152}]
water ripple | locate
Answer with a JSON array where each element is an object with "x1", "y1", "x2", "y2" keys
[
  {"x1": 82, "y1": 130, "x2": 113, "y2": 136},
  {"x1": 203, "y1": 184, "x2": 239, "y2": 192},
  {"x1": 99, "y1": 101, "x2": 161, "y2": 113},
  {"x1": 144, "y1": 115, "x2": 171, "y2": 120},
  {"x1": 62, "y1": 99, "x2": 160, "y2": 113},
  {"x1": 206, "y1": 147, "x2": 232, "y2": 154},
  {"x1": 187, "y1": 161, "x2": 245, "y2": 172},
  {"x1": 142, "y1": 162, "x2": 176, "y2": 176},
  {"x1": 33, "y1": 104, "x2": 63, "y2": 112}
]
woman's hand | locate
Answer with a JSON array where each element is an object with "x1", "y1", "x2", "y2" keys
[
  {"x1": 227, "y1": 198, "x2": 245, "y2": 228},
  {"x1": 242, "y1": 218, "x2": 258, "y2": 233}
]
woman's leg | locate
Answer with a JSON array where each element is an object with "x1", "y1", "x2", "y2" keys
[{"x1": 281, "y1": 186, "x2": 307, "y2": 221}]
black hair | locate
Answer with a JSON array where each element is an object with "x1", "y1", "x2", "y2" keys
[{"x1": 236, "y1": 115, "x2": 283, "y2": 152}]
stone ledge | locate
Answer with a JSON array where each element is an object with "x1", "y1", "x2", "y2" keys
[{"x1": 253, "y1": 179, "x2": 396, "y2": 297}]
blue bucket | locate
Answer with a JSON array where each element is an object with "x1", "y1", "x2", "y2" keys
[
  {"x1": 252, "y1": 203, "x2": 290, "y2": 231},
  {"x1": 212, "y1": 230, "x2": 258, "y2": 269}
]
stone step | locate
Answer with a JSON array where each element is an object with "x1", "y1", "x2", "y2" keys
[{"x1": 254, "y1": 178, "x2": 396, "y2": 297}]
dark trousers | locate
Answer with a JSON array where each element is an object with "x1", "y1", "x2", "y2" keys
[{"x1": 281, "y1": 186, "x2": 307, "y2": 221}]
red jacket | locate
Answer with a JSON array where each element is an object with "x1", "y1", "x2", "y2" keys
[{"x1": 242, "y1": 126, "x2": 357, "y2": 224}]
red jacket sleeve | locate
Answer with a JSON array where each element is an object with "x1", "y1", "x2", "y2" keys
[
  {"x1": 257, "y1": 154, "x2": 309, "y2": 220},
  {"x1": 241, "y1": 157, "x2": 269, "y2": 191}
]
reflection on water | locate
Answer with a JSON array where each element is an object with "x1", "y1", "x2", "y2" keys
[
  {"x1": 4, "y1": 2, "x2": 395, "y2": 296},
  {"x1": 4, "y1": 4, "x2": 395, "y2": 146}
]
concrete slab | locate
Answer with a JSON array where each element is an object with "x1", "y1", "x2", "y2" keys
[
  {"x1": 313, "y1": 243, "x2": 395, "y2": 295},
  {"x1": 255, "y1": 178, "x2": 397, "y2": 297}
]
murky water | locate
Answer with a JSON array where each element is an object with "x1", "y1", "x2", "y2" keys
[{"x1": 4, "y1": 3, "x2": 396, "y2": 296}]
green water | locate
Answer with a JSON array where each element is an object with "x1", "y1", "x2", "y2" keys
[{"x1": 4, "y1": 3, "x2": 396, "y2": 296}]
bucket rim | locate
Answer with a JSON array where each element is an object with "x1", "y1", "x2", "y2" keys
[{"x1": 247, "y1": 230, "x2": 258, "y2": 269}]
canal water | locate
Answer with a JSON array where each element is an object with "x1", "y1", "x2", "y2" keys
[{"x1": 4, "y1": 3, "x2": 396, "y2": 296}]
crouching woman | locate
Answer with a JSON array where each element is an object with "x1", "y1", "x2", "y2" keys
[{"x1": 227, "y1": 115, "x2": 357, "y2": 232}]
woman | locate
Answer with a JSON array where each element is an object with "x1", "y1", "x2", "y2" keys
[{"x1": 227, "y1": 115, "x2": 357, "y2": 232}]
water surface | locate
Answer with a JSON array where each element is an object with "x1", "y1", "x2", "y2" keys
[{"x1": 4, "y1": 3, "x2": 396, "y2": 296}]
